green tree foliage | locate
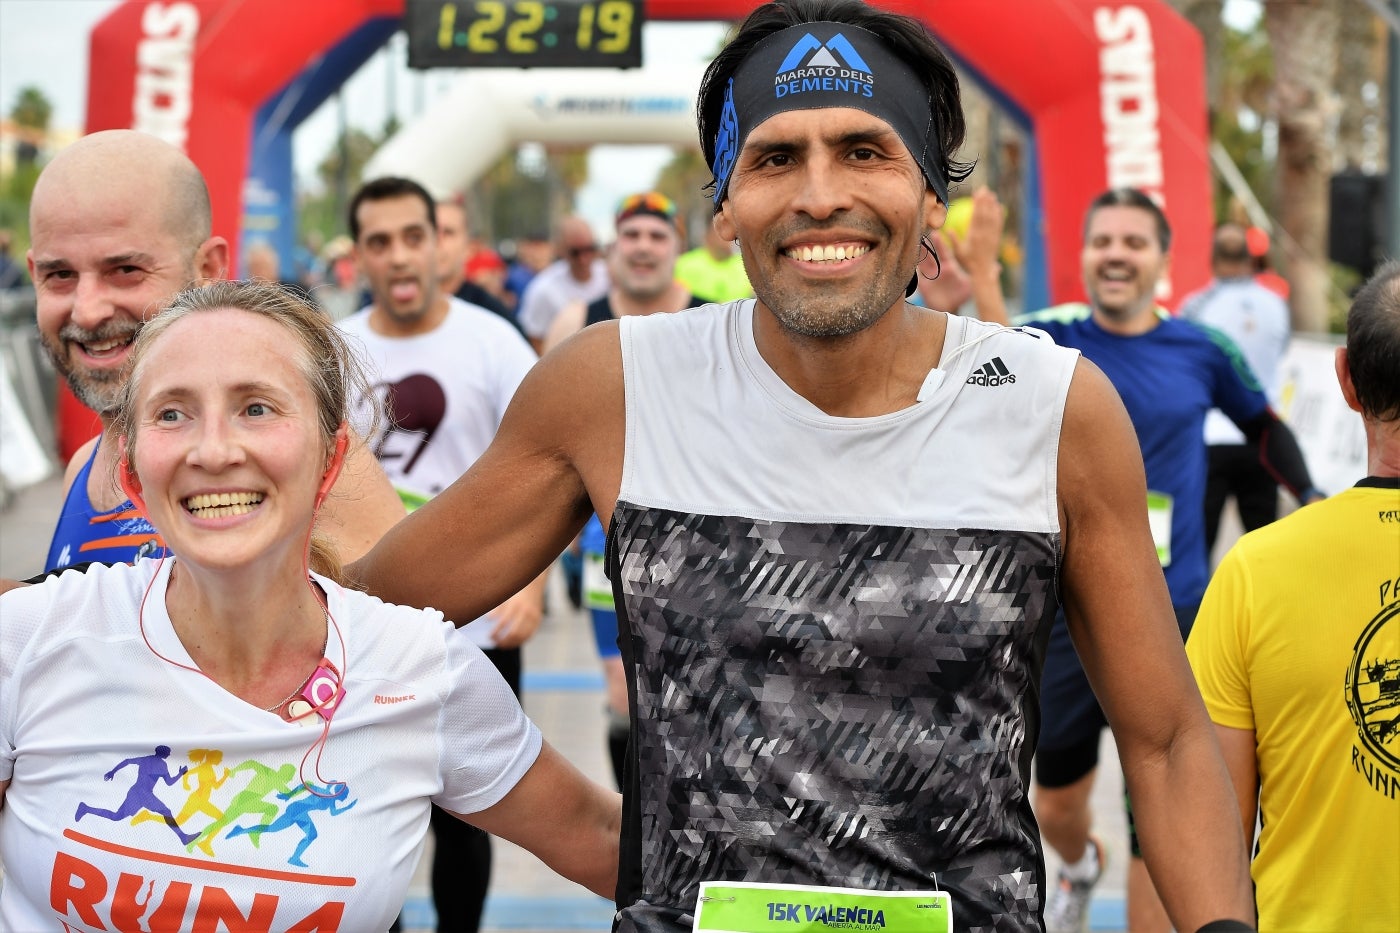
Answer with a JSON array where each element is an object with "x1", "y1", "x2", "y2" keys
[
  {"x1": 1212, "y1": 19, "x2": 1274, "y2": 221},
  {"x1": 300, "y1": 120, "x2": 406, "y2": 245},
  {"x1": 2, "y1": 85, "x2": 55, "y2": 228},
  {"x1": 9, "y1": 85, "x2": 53, "y2": 134}
]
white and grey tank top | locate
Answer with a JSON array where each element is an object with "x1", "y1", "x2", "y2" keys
[{"x1": 611, "y1": 301, "x2": 1079, "y2": 933}]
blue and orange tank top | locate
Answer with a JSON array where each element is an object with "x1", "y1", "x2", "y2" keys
[{"x1": 44, "y1": 439, "x2": 166, "y2": 571}]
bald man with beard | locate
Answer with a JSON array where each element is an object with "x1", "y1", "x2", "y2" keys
[{"x1": 25, "y1": 130, "x2": 404, "y2": 576}]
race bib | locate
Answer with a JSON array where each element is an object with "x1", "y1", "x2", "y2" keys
[
  {"x1": 694, "y1": 881, "x2": 952, "y2": 933},
  {"x1": 396, "y1": 486, "x2": 430, "y2": 513},
  {"x1": 1147, "y1": 490, "x2": 1173, "y2": 567},
  {"x1": 583, "y1": 551, "x2": 614, "y2": 611}
]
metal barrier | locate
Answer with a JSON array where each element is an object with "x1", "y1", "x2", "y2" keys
[{"x1": 0, "y1": 288, "x2": 57, "y2": 507}]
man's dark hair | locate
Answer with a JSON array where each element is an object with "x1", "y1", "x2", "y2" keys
[
  {"x1": 1345, "y1": 260, "x2": 1400, "y2": 422},
  {"x1": 348, "y1": 176, "x2": 437, "y2": 243},
  {"x1": 1082, "y1": 188, "x2": 1172, "y2": 253},
  {"x1": 697, "y1": 0, "x2": 972, "y2": 202}
]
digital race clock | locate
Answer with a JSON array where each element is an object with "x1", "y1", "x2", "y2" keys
[{"x1": 406, "y1": 0, "x2": 644, "y2": 68}]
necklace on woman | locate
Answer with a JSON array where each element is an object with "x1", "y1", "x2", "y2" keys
[{"x1": 262, "y1": 622, "x2": 330, "y2": 715}]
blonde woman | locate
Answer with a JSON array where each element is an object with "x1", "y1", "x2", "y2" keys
[{"x1": 0, "y1": 281, "x2": 619, "y2": 929}]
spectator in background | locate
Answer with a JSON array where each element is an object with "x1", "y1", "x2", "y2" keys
[
  {"x1": 0, "y1": 229, "x2": 27, "y2": 290},
  {"x1": 544, "y1": 191, "x2": 707, "y2": 348},
  {"x1": 244, "y1": 240, "x2": 282, "y2": 284},
  {"x1": 436, "y1": 196, "x2": 523, "y2": 335},
  {"x1": 515, "y1": 216, "x2": 609, "y2": 353},
  {"x1": 1186, "y1": 261, "x2": 1400, "y2": 932},
  {"x1": 295, "y1": 229, "x2": 326, "y2": 290},
  {"x1": 317, "y1": 235, "x2": 361, "y2": 322},
  {"x1": 245, "y1": 239, "x2": 314, "y2": 304},
  {"x1": 674, "y1": 223, "x2": 752, "y2": 303},
  {"x1": 466, "y1": 248, "x2": 512, "y2": 309},
  {"x1": 1179, "y1": 223, "x2": 1294, "y2": 553},
  {"x1": 340, "y1": 176, "x2": 545, "y2": 933},
  {"x1": 1008, "y1": 188, "x2": 1321, "y2": 933},
  {"x1": 936, "y1": 185, "x2": 1009, "y2": 321},
  {"x1": 502, "y1": 231, "x2": 553, "y2": 311}
]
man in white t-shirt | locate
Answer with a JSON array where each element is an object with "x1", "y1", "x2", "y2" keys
[
  {"x1": 339, "y1": 176, "x2": 544, "y2": 933},
  {"x1": 515, "y1": 215, "x2": 609, "y2": 352},
  {"x1": 1179, "y1": 222, "x2": 1294, "y2": 552}
]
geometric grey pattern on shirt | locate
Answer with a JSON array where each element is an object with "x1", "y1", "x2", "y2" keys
[{"x1": 611, "y1": 503, "x2": 1061, "y2": 933}]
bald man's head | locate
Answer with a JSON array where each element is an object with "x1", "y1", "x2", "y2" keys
[
  {"x1": 556, "y1": 216, "x2": 600, "y2": 280},
  {"x1": 32, "y1": 130, "x2": 212, "y2": 253},
  {"x1": 1211, "y1": 223, "x2": 1252, "y2": 276},
  {"x1": 27, "y1": 130, "x2": 228, "y2": 419}
]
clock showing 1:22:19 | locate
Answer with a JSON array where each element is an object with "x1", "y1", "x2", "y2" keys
[{"x1": 405, "y1": 0, "x2": 645, "y2": 69}]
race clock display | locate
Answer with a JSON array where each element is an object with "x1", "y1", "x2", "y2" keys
[{"x1": 406, "y1": 0, "x2": 644, "y2": 68}]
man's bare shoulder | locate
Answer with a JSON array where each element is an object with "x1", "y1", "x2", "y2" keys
[
  {"x1": 532, "y1": 317, "x2": 623, "y2": 391},
  {"x1": 508, "y1": 319, "x2": 624, "y2": 448},
  {"x1": 62, "y1": 435, "x2": 101, "y2": 496},
  {"x1": 1056, "y1": 356, "x2": 1151, "y2": 539},
  {"x1": 513, "y1": 319, "x2": 626, "y2": 512},
  {"x1": 1061, "y1": 356, "x2": 1122, "y2": 428},
  {"x1": 542, "y1": 298, "x2": 591, "y2": 355}
]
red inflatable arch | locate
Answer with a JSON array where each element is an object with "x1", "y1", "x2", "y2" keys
[{"x1": 75, "y1": 0, "x2": 1208, "y2": 455}]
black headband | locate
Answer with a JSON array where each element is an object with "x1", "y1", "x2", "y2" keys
[{"x1": 710, "y1": 21, "x2": 949, "y2": 212}]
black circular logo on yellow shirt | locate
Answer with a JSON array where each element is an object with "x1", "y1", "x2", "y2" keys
[{"x1": 1346, "y1": 600, "x2": 1400, "y2": 772}]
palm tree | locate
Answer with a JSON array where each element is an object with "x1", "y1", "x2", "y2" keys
[
  {"x1": 1265, "y1": 0, "x2": 1341, "y2": 333},
  {"x1": 8, "y1": 85, "x2": 52, "y2": 168}
]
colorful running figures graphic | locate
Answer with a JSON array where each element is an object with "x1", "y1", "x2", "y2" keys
[
  {"x1": 188, "y1": 760, "x2": 299, "y2": 857},
  {"x1": 74, "y1": 745, "x2": 198, "y2": 846},
  {"x1": 74, "y1": 747, "x2": 356, "y2": 866},
  {"x1": 227, "y1": 783, "x2": 357, "y2": 867}
]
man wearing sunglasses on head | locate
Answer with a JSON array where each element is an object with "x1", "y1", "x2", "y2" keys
[
  {"x1": 516, "y1": 215, "x2": 610, "y2": 354},
  {"x1": 544, "y1": 192, "x2": 709, "y2": 351}
]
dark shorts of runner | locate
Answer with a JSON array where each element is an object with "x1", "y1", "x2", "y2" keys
[
  {"x1": 1036, "y1": 603, "x2": 1198, "y2": 858},
  {"x1": 1035, "y1": 603, "x2": 1199, "y2": 788}
]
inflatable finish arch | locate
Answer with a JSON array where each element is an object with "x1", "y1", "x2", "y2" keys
[{"x1": 75, "y1": 0, "x2": 1207, "y2": 452}]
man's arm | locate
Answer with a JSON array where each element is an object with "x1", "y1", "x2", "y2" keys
[
  {"x1": 1057, "y1": 358, "x2": 1254, "y2": 931},
  {"x1": 948, "y1": 185, "x2": 1011, "y2": 326},
  {"x1": 1214, "y1": 725, "x2": 1259, "y2": 849},
  {"x1": 455, "y1": 740, "x2": 621, "y2": 899},
  {"x1": 1236, "y1": 411, "x2": 1324, "y2": 503},
  {"x1": 1207, "y1": 328, "x2": 1322, "y2": 503},
  {"x1": 487, "y1": 568, "x2": 550, "y2": 649},
  {"x1": 316, "y1": 432, "x2": 408, "y2": 564},
  {"x1": 346, "y1": 324, "x2": 621, "y2": 623},
  {"x1": 517, "y1": 279, "x2": 555, "y2": 356}
]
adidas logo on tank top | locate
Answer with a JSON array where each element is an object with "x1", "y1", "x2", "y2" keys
[{"x1": 966, "y1": 356, "x2": 1017, "y2": 386}]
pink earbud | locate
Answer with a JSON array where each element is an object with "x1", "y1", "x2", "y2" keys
[{"x1": 315, "y1": 426, "x2": 350, "y2": 511}]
